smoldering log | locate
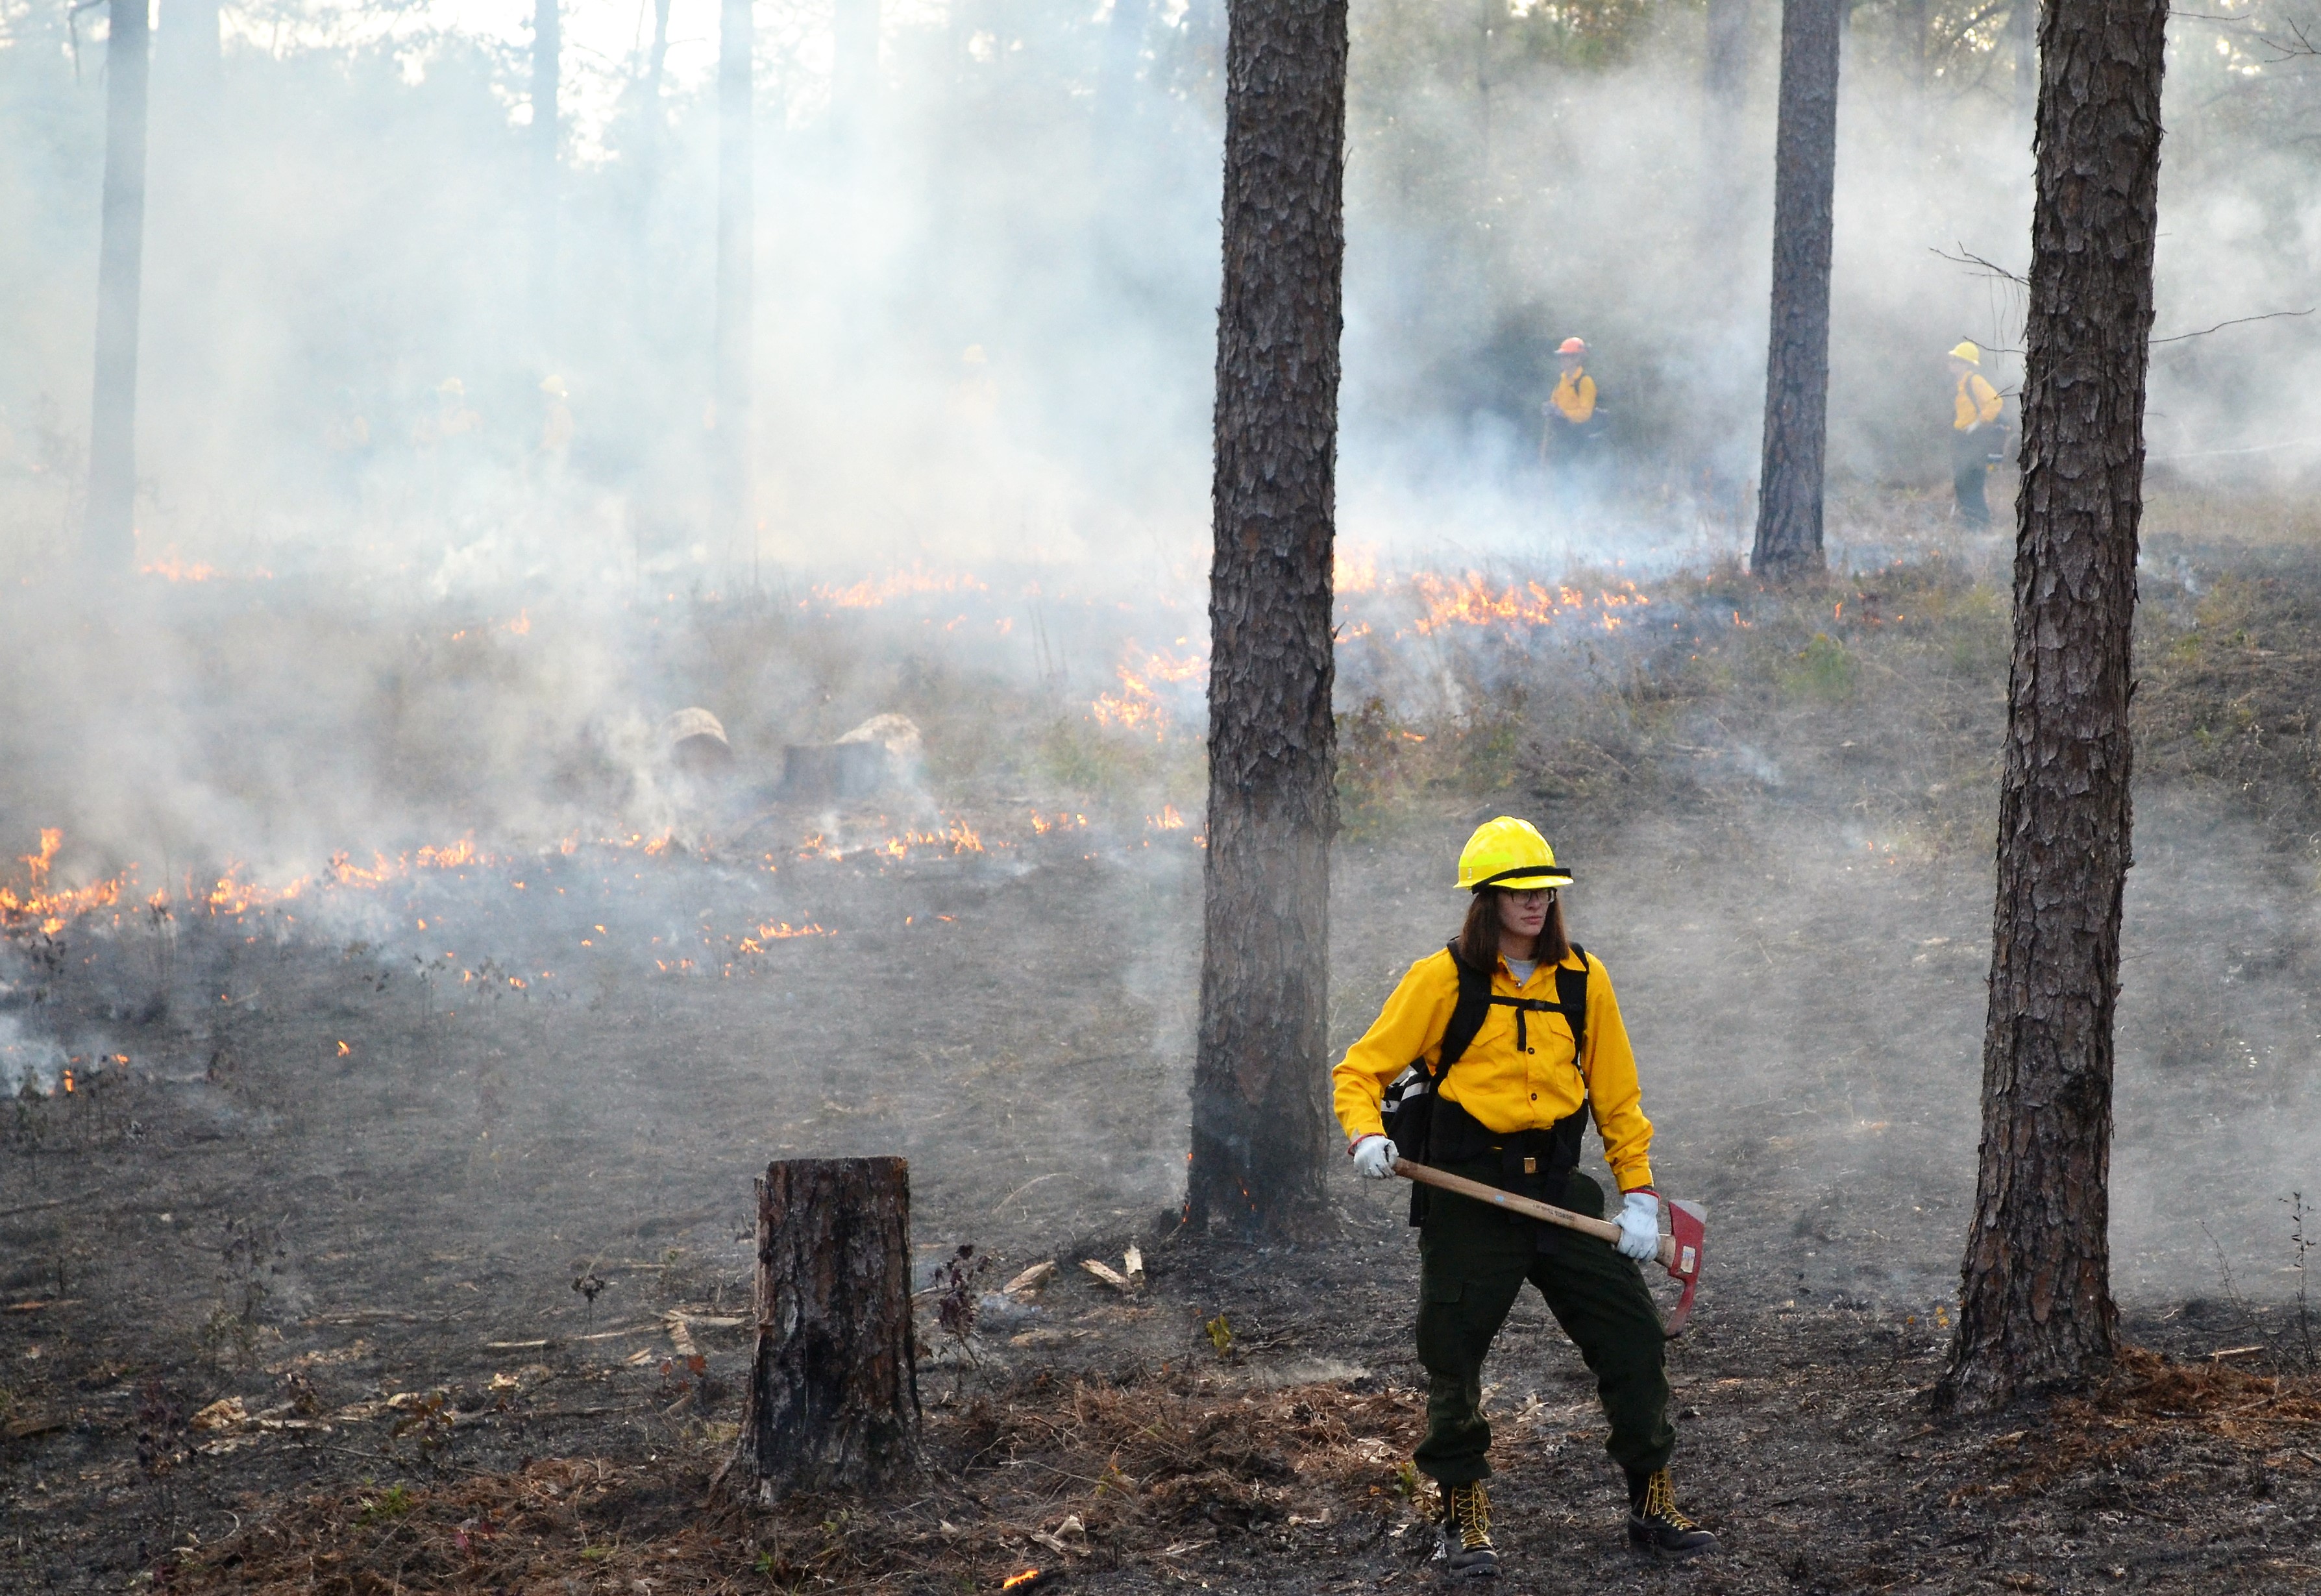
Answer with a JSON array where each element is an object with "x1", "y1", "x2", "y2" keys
[{"x1": 723, "y1": 1156, "x2": 918, "y2": 1501}]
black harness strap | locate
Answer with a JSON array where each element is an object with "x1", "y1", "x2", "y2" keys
[{"x1": 1403, "y1": 944, "x2": 1591, "y2": 1230}]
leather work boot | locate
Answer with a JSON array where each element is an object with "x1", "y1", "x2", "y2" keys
[
  {"x1": 1435, "y1": 1479, "x2": 1499, "y2": 1578},
  {"x1": 1626, "y1": 1468, "x2": 1721, "y2": 1559}
]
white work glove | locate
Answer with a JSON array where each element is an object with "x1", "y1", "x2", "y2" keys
[
  {"x1": 1615, "y1": 1189, "x2": 1661, "y2": 1261},
  {"x1": 1350, "y1": 1135, "x2": 1399, "y2": 1180}
]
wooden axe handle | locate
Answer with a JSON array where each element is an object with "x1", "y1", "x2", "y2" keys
[{"x1": 1393, "y1": 1158, "x2": 1677, "y2": 1271}]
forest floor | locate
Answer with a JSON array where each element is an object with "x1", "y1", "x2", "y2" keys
[{"x1": 5, "y1": 504, "x2": 2321, "y2": 1594}]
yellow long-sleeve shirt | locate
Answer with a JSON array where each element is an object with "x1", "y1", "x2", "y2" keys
[
  {"x1": 1331, "y1": 947, "x2": 1655, "y2": 1192},
  {"x1": 1551, "y1": 370, "x2": 1598, "y2": 424},
  {"x1": 1954, "y1": 372, "x2": 2002, "y2": 431}
]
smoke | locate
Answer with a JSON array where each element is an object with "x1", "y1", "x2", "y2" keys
[{"x1": 1, "y1": 0, "x2": 2316, "y2": 1331}]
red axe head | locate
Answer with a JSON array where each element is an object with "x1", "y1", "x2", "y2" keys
[{"x1": 1660, "y1": 1200, "x2": 1707, "y2": 1338}]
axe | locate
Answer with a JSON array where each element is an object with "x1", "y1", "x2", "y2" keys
[{"x1": 1394, "y1": 1158, "x2": 1708, "y2": 1337}]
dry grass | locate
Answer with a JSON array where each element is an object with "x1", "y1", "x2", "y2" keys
[
  {"x1": 1965, "y1": 1346, "x2": 2321, "y2": 1498},
  {"x1": 176, "y1": 1373, "x2": 1432, "y2": 1595}
]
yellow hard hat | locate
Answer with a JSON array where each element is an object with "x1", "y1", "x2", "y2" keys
[
  {"x1": 1949, "y1": 341, "x2": 1981, "y2": 365},
  {"x1": 1456, "y1": 816, "x2": 1573, "y2": 892}
]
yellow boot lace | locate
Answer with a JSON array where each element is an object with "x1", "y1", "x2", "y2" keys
[
  {"x1": 1449, "y1": 1481, "x2": 1493, "y2": 1551},
  {"x1": 1638, "y1": 1469, "x2": 1697, "y2": 1530}
]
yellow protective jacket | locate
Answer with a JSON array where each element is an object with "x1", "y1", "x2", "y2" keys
[
  {"x1": 1332, "y1": 947, "x2": 1655, "y2": 1192},
  {"x1": 1954, "y1": 372, "x2": 2002, "y2": 431},
  {"x1": 1551, "y1": 370, "x2": 1599, "y2": 424}
]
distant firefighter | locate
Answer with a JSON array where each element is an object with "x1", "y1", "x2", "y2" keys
[
  {"x1": 1540, "y1": 337, "x2": 1611, "y2": 508},
  {"x1": 413, "y1": 376, "x2": 482, "y2": 449},
  {"x1": 1947, "y1": 341, "x2": 2004, "y2": 528}
]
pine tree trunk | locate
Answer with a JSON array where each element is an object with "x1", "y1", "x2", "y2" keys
[
  {"x1": 1749, "y1": 0, "x2": 1839, "y2": 583},
  {"x1": 532, "y1": 0, "x2": 561, "y2": 354},
  {"x1": 1940, "y1": 0, "x2": 2164, "y2": 1412},
  {"x1": 1188, "y1": 0, "x2": 1345, "y2": 1236},
  {"x1": 86, "y1": 0, "x2": 151, "y2": 572},
  {"x1": 713, "y1": 0, "x2": 755, "y2": 542},
  {"x1": 2008, "y1": 1, "x2": 2037, "y2": 129},
  {"x1": 1703, "y1": 0, "x2": 1747, "y2": 131},
  {"x1": 725, "y1": 1158, "x2": 918, "y2": 1500}
]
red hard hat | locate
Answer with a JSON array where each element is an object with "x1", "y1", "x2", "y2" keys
[{"x1": 1558, "y1": 337, "x2": 1587, "y2": 355}]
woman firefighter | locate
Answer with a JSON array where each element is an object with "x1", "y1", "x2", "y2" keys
[{"x1": 1331, "y1": 816, "x2": 1719, "y2": 1576}]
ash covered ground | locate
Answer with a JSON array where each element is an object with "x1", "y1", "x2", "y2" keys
[{"x1": 3, "y1": 526, "x2": 2320, "y2": 1593}]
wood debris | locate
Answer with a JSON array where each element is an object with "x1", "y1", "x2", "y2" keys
[
  {"x1": 1080, "y1": 1259, "x2": 1135, "y2": 1293},
  {"x1": 190, "y1": 1397, "x2": 249, "y2": 1430},
  {"x1": 1002, "y1": 1261, "x2": 1057, "y2": 1299}
]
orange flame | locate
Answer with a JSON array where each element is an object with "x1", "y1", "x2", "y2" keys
[
  {"x1": 1398, "y1": 573, "x2": 1651, "y2": 638},
  {"x1": 1334, "y1": 543, "x2": 1383, "y2": 594},
  {"x1": 1, "y1": 831, "x2": 127, "y2": 937},
  {"x1": 138, "y1": 550, "x2": 220, "y2": 582},
  {"x1": 810, "y1": 565, "x2": 989, "y2": 611},
  {"x1": 736, "y1": 922, "x2": 831, "y2": 952},
  {"x1": 1001, "y1": 1572, "x2": 1043, "y2": 1592}
]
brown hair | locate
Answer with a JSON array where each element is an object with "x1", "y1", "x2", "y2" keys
[{"x1": 1456, "y1": 888, "x2": 1571, "y2": 972}]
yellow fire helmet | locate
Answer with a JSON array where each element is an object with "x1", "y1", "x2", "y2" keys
[
  {"x1": 1455, "y1": 816, "x2": 1574, "y2": 892},
  {"x1": 1949, "y1": 341, "x2": 1982, "y2": 365}
]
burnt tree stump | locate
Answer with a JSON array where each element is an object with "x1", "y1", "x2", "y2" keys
[{"x1": 724, "y1": 1157, "x2": 918, "y2": 1501}]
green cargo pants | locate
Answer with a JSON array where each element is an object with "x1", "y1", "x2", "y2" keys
[{"x1": 1413, "y1": 1160, "x2": 1674, "y2": 1486}]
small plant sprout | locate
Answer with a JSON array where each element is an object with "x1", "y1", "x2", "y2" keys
[{"x1": 2287, "y1": 1192, "x2": 2315, "y2": 1371}]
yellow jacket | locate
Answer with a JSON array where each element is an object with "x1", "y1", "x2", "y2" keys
[
  {"x1": 1551, "y1": 370, "x2": 1598, "y2": 424},
  {"x1": 1332, "y1": 947, "x2": 1655, "y2": 1192},
  {"x1": 1954, "y1": 372, "x2": 2001, "y2": 431}
]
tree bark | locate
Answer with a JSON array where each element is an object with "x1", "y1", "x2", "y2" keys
[
  {"x1": 532, "y1": 0, "x2": 561, "y2": 356},
  {"x1": 725, "y1": 1158, "x2": 918, "y2": 1499},
  {"x1": 713, "y1": 0, "x2": 755, "y2": 543},
  {"x1": 1188, "y1": 0, "x2": 1345, "y2": 1237},
  {"x1": 2008, "y1": 0, "x2": 2037, "y2": 130},
  {"x1": 85, "y1": 0, "x2": 151, "y2": 573},
  {"x1": 1749, "y1": 0, "x2": 1839, "y2": 582},
  {"x1": 1940, "y1": 0, "x2": 2164, "y2": 1412},
  {"x1": 1704, "y1": 0, "x2": 1747, "y2": 134}
]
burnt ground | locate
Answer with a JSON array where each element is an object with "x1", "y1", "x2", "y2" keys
[{"x1": 5, "y1": 534, "x2": 2321, "y2": 1593}]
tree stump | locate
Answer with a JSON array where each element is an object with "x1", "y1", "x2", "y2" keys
[{"x1": 724, "y1": 1157, "x2": 918, "y2": 1501}]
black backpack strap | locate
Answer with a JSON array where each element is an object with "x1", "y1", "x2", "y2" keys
[
  {"x1": 1405, "y1": 943, "x2": 1493, "y2": 1229},
  {"x1": 1556, "y1": 944, "x2": 1588, "y2": 1074},
  {"x1": 1433, "y1": 940, "x2": 1495, "y2": 1081}
]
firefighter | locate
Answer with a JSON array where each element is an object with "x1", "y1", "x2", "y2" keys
[
  {"x1": 1948, "y1": 341, "x2": 2004, "y2": 527},
  {"x1": 1539, "y1": 337, "x2": 1610, "y2": 508},
  {"x1": 1334, "y1": 817, "x2": 1718, "y2": 1577}
]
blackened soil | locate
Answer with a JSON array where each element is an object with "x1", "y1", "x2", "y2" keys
[{"x1": 6, "y1": 559, "x2": 2321, "y2": 1592}]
